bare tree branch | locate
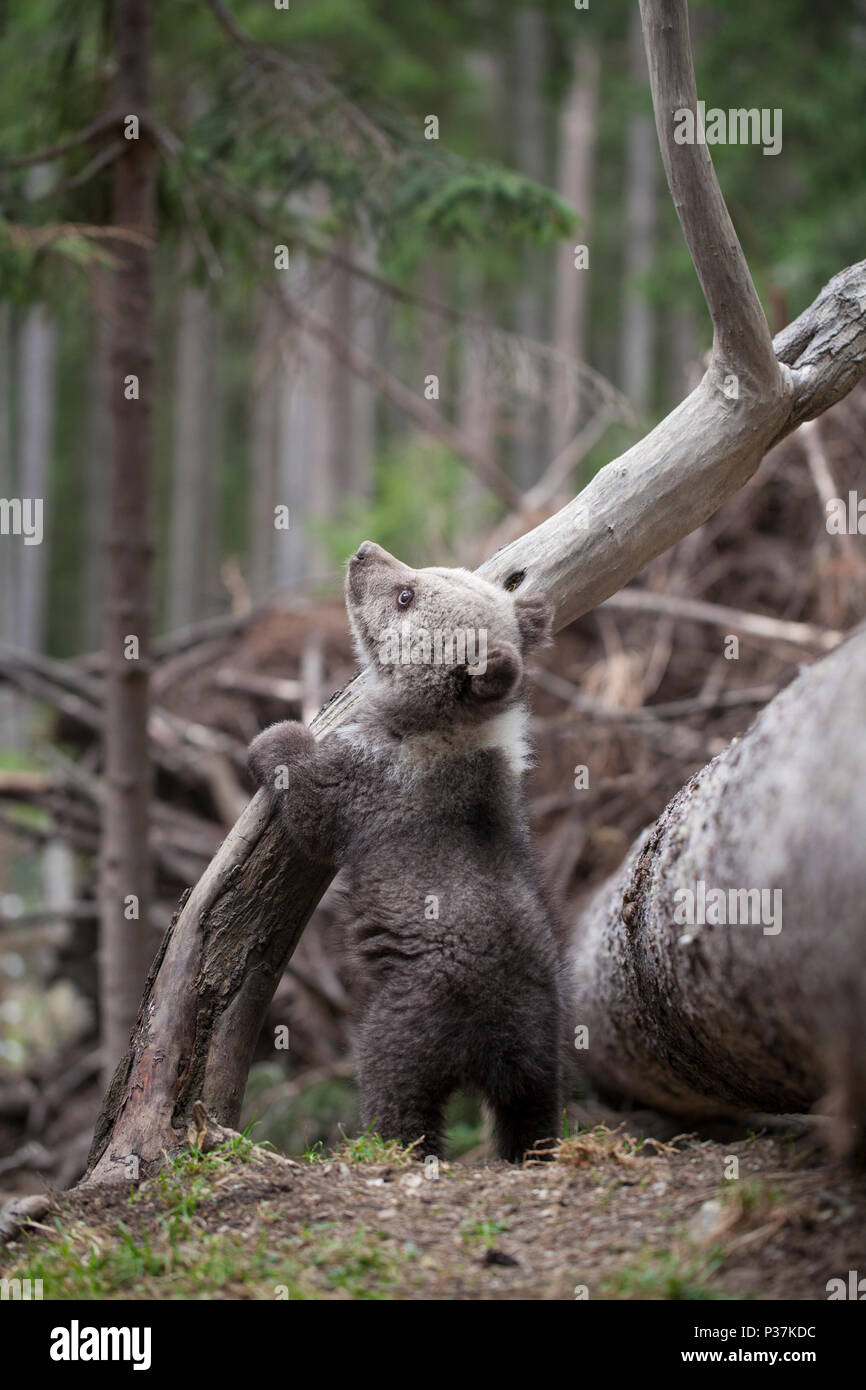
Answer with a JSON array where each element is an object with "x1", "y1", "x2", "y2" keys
[
  {"x1": 532, "y1": 666, "x2": 777, "y2": 724},
  {"x1": 640, "y1": 0, "x2": 779, "y2": 392},
  {"x1": 600, "y1": 588, "x2": 843, "y2": 653},
  {"x1": 31, "y1": 142, "x2": 126, "y2": 201},
  {"x1": 0, "y1": 111, "x2": 121, "y2": 169},
  {"x1": 4, "y1": 222, "x2": 153, "y2": 255},
  {"x1": 774, "y1": 260, "x2": 866, "y2": 427}
]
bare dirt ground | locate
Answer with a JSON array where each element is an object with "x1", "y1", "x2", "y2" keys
[{"x1": 5, "y1": 1124, "x2": 865, "y2": 1300}]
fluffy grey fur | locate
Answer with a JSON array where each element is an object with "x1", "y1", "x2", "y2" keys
[{"x1": 248, "y1": 541, "x2": 564, "y2": 1160}]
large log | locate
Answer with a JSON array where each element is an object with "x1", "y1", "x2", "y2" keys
[{"x1": 568, "y1": 626, "x2": 866, "y2": 1157}]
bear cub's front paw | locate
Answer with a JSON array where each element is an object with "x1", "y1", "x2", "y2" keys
[
  {"x1": 468, "y1": 641, "x2": 522, "y2": 703},
  {"x1": 248, "y1": 721, "x2": 316, "y2": 792}
]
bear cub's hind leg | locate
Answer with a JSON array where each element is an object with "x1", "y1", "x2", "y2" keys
[
  {"x1": 357, "y1": 1071, "x2": 448, "y2": 1160},
  {"x1": 355, "y1": 1012, "x2": 452, "y2": 1159},
  {"x1": 489, "y1": 1061, "x2": 561, "y2": 1163}
]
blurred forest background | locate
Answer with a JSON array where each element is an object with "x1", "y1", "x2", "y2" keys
[{"x1": 0, "y1": 0, "x2": 864, "y2": 1188}]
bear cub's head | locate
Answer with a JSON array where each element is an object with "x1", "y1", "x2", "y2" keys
[{"x1": 346, "y1": 541, "x2": 553, "y2": 735}]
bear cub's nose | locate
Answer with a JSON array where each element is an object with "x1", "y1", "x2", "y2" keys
[
  {"x1": 350, "y1": 540, "x2": 400, "y2": 572},
  {"x1": 352, "y1": 540, "x2": 390, "y2": 565}
]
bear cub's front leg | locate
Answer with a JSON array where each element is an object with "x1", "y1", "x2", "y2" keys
[
  {"x1": 248, "y1": 720, "x2": 316, "y2": 789},
  {"x1": 248, "y1": 721, "x2": 342, "y2": 864}
]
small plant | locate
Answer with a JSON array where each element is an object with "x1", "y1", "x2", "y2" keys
[
  {"x1": 330, "y1": 1122, "x2": 423, "y2": 1166},
  {"x1": 460, "y1": 1218, "x2": 509, "y2": 1248}
]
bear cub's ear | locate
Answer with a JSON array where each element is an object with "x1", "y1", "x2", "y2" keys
[{"x1": 514, "y1": 593, "x2": 554, "y2": 652}]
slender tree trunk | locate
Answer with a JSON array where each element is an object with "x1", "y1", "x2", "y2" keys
[
  {"x1": 81, "y1": 20, "x2": 113, "y2": 653},
  {"x1": 44, "y1": 838, "x2": 75, "y2": 937},
  {"x1": 273, "y1": 188, "x2": 339, "y2": 591},
  {"x1": 620, "y1": 7, "x2": 658, "y2": 414},
  {"x1": 419, "y1": 260, "x2": 449, "y2": 446},
  {"x1": 166, "y1": 242, "x2": 211, "y2": 631},
  {"x1": 512, "y1": 7, "x2": 547, "y2": 488},
  {"x1": 99, "y1": 0, "x2": 158, "y2": 1077},
  {"x1": 457, "y1": 277, "x2": 495, "y2": 559},
  {"x1": 82, "y1": 270, "x2": 111, "y2": 652},
  {"x1": 348, "y1": 238, "x2": 377, "y2": 502},
  {"x1": 328, "y1": 240, "x2": 354, "y2": 498},
  {"x1": 247, "y1": 293, "x2": 279, "y2": 603},
  {"x1": 16, "y1": 301, "x2": 56, "y2": 654},
  {"x1": 301, "y1": 296, "x2": 336, "y2": 587},
  {"x1": 201, "y1": 309, "x2": 224, "y2": 617},
  {"x1": 274, "y1": 310, "x2": 310, "y2": 592},
  {"x1": 549, "y1": 42, "x2": 600, "y2": 457},
  {"x1": 0, "y1": 305, "x2": 17, "y2": 745}
]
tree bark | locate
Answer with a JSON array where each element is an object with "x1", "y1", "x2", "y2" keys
[
  {"x1": 98, "y1": 0, "x2": 158, "y2": 1076},
  {"x1": 83, "y1": 0, "x2": 866, "y2": 1183},
  {"x1": 568, "y1": 624, "x2": 866, "y2": 1157}
]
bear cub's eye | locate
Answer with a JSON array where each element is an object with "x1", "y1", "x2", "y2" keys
[{"x1": 396, "y1": 587, "x2": 414, "y2": 608}]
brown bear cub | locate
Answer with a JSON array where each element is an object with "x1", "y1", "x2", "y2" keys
[{"x1": 248, "y1": 541, "x2": 564, "y2": 1160}]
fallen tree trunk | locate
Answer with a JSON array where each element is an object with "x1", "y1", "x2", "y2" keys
[
  {"x1": 569, "y1": 624, "x2": 866, "y2": 1157},
  {"x1": 83, "y1": 0, "x2": 866, "y2": 1183}
]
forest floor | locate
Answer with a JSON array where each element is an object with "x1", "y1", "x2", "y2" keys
[{"x1": 3, "y1": 1122, "x2": 865, "y2": 1301}]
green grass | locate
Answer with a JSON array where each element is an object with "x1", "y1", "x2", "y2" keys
[
  {"x1": 293, "y1": 1225, "x2": 420, "y2": 1299},
  {"x1": 4, "y1": 1215, "x2": 421, "y2": 1301},
  {"x1": 2, "y1": 1216, "x2": 268, "y2": 1301},
  {"x1": 1, "y1": 1131, "x2": 422, "y2": 1301},
  {"x1": 324, "y1": 1123, "x2": 424, "y2": 1166},
  {"x1": 599, "y1": 1247, "x2": 732, "y2": 1301},
  {"x1": 460, "y1": 1218, "x2": 509, "y2": 1248}
]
